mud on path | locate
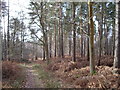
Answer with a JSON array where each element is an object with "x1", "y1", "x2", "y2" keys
[{"x1": 24, "y1": 64, "x2": 44, "y2": 88}]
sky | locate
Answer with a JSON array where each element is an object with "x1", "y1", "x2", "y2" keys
[
  {"x1": 1, "y1": 0, "x2": 31, "y2": 41},
  {"x1": 1, "y1": 0, "x2": 30, "y2": 28},
  {"x1": 6, "y1": 0, "x2": 30, "y2": 18}
]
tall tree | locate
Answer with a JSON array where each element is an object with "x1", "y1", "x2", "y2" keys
[
  {"x1": 79, "y1": 4, "x2": 84, "y2": 57},
  {"x1": 59, "y1": 3, "x2": 64, "y2": 58},
  {"x1": 88, "y1": 1, "x2": 95, "y2": 74},
  {"x1": 54, "y1": 20, "x2": 57, "y2": 57},
  {"x1": 7, "y1": 0, "x2": 10, "y2": 60},
  {"x1": 0, "y1": 0, "x2": 2, "y2": 61},
  {"x1": 0, "y1": 32, "x2": 2, "y2": 61},
  {"x1": 3, "y1": 14, "x2": 7, "y2": 60},
  {"x1": 113, "y1": 1, "x2": 120, "y2": 74},
  {"x1": 43, "y1": 2, "x2": 49, "y2": 64},
  {"x1": 28, "y1": 2, "x2": 49, "y2": 64},
  {"x1": 72, "y1": 2, "x2": 76, "y2": 62},
  {"x1": 95, "y1": 3, "x2": 104, "y2": 66}
]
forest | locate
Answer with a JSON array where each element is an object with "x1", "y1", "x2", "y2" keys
[{"x1": 0, "y1": 0, "x2": 120, "y2": 89}]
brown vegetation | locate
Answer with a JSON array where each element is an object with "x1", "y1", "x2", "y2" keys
[
  {"x1": 43, "y1": 56, "x2": 119, "y2": 88},
  {"x1": 2, "y1": 61, "x2": 25, "y2": 88}
]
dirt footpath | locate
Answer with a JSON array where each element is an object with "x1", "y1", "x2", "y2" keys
[{"x1": 24, "y1": 64, "x2": 44, "y2": 88}]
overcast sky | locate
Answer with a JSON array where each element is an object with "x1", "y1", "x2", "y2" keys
[
  {"x1": 1, "y1": 0, "x2": 31, "y2": 41},
  {"x1": 2, "y1": 0, "x2": 30, "y2": 28},
  {"x1": 5, "y1": 0, "x2": 30, "y2": 18}
]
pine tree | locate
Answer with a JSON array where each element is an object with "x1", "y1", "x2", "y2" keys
[
  {"x1": 88, "y1": 1, "x2": 95, "y2": 75},
  {"x1": 113, "y1": 1, "x2": 120, "y2": 74}
]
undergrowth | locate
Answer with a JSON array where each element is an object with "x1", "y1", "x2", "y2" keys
[{"x1": 2, "y1": 61, "x2": 26, "y2": 88}]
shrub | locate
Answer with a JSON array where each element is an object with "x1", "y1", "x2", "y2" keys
[{"x1": 2, "y1": 61, "x2": 22, "y2": 79}]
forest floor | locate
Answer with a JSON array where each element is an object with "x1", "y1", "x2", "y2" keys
[
  {"x1": 2, "y1": 55, "x2": 120, "y2": 88},
  {"x1": 22, "y1": 63, "x2": 65, "y2": 88},
  {"x1": 34, "y1": 55, "x2": 120, "y2": 88},
  {"x1": 23, "y1": 64, "x2": 44, "y2": 88}
]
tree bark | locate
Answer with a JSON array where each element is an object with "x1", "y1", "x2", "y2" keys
[
  {"x1": 49, "y1": 29, "x2": 52, "y2": 58},
  {"x1": 88, "y1": 2, "x2": 95, "y2": 74},
  {"x1": 3, "y1": 16, "x2": 7, "y2": 60},
  {"x1": 87, "y1": 4, "x2": 90, "y2": 61},
  {"x1": 58, "y1": 10, "x2": 61, "y2": 57},
  {"x1": 54, "y1": 21, "x2": 57, "y2": 57},
  {"x1": 7, "y1": 0, "x2": 10, "y2": 61},
  {"x1": 72, "y1": 2, "x2": 76, "y2": 62},
  {"x1": 0, "y1": 32, "x2": 2, "y2": 61},
  {"x1": 79, "y1": 4, "x2": 83, "y2": 58},
  {"x1": 69, "y1": 32, "x2": 71, "y2": 56},
  {"x1": 60, "y1": 3, "x2": 64, "y2": 58},
  {"x1": 43, "y1": 46, "x2": 45, "y2": 60},
  {"x1": 20, "y1": 25, "x2": 23, "y2": 60},
  {"x1": 113, "y1": 1, "x2": 120, "y2": 74}
]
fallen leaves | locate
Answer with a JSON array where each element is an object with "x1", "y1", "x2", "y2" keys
[{"x1": 46, "y1": 57, "x2": 119, "y2": 88}]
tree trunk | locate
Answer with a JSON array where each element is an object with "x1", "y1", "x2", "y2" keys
[
  {"x1": 32, "y1": 43, "x2": 35, "y2": 61},
  {"x1": 88, "y1": 2, "x2": 95, "y2": 75},
  {"x1": 54, "y1": 21, "x2": 57, "y2": 57},
  {"x1": 49, "y1": 30, "x2": 52, "y2": 58},
  {"x1": 98, "y1": 23, "x2": 103, "y2": 66},
  {"x1": 105, "y1": 25, "x2": 109, "y2": 55},
  {"x1": 60, "y1": 3, "x2": 64, "y2": 58},
  {"x1": 79, "y1": 4, "x2": 83, "y2": 58},
  {"x1": 43, "y1": 46, "x2": 45, "y2": 60},
  {"x1": 45, "y1": 34, "x2": 49, "y2": 64},
  {"x1": 69, "y1": 32, "x2": 71, "y2": 56},
  {"x1": 72, "y1": 2, "x2": 76, "y2": 62},
  {"x1": 58, "y1": 14, "x2": 61, "y2": 57},
  {"x1": 87, "y1": 5, "x2": 90, "y2": 61},
  {"x1": 58, "y1": 2, "x2": 64, "y2": 58},
  {"x1": 83, "y1": 38, "x2": 86, "y2": 57},
  {"x1": 112, "y1": 24, "x2": 115, "y2": 56},
  {"x1": 40, "y1": 2, "x2": 49, "y2": 64},
  {"x1": 35, "y1": 43, "x2": 38, "y2": 60},
  {"x1": 81, "y1": 35, "x2": 83, "y2": 57},
  {"x1": 7, "y1": 0, "x2": 10, "y2": 61},
  {"x1": 21, "y1": 27, "x2": 23, "y2": 60},
  {"x1": 0, "y1": 32, "x2": 2, "y2": 61},
  {"x1": 113, "y1": 1, "x2": 120, "y2": 74},
  {"x1": 3, "y1": 16, "x2": 7, "y2": 60},
  {"x1": 98, "y1": 3, "x2": 103, "y2": 66}
]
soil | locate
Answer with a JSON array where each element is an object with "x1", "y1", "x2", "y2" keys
[{"x1": 24, "y1": 64, "x2": 44, "y2": 88}]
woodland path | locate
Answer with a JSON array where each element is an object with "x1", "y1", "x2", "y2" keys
[{"x1": 24, "y1": 64, "x2": 44, "y2": 88}]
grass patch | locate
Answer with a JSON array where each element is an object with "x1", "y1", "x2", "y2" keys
[
  {"x1": 32, "y1": 64, "x2": 61, "y2": 88},
  {"x1": 32, "y1": 64, "x2": 41, "y2": 69}
]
